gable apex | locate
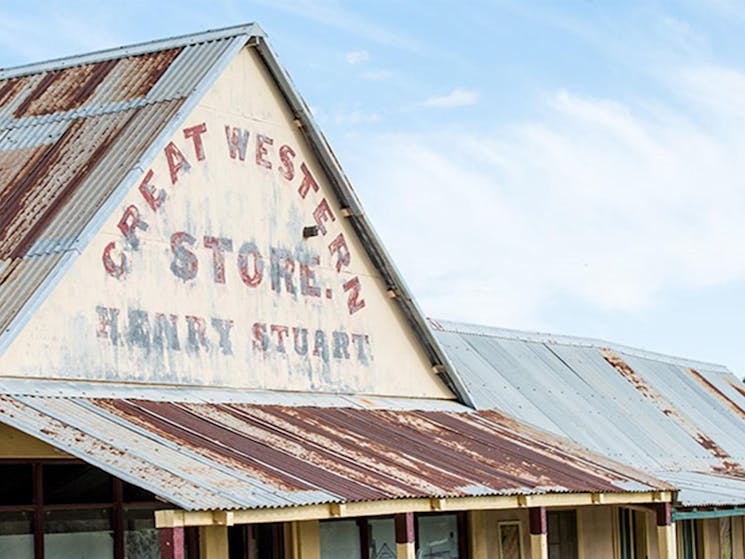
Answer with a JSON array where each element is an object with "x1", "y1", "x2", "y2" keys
[{"x1": 0, "y1": 26, "x2": 472, "y2": 404}]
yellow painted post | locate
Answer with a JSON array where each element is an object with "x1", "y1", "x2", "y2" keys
[
  {"x1": 468, "y1": 511, "x2": 488, "y2": 559},
  {"x1": 295, "y1": 521, "x2": 320, "y2": 559},
  {"x1": 529, "y1": 507, "x2": 548, "y2": 559},
  {"x1": 199, "y1": 525, "x2": 229, "y2": 559},
  {"x1": 655, "y1": 503, "x2": 676, "y2": 559},
  {"x1": 395, "y1": 513, "x2": 416, "y2": 559}
]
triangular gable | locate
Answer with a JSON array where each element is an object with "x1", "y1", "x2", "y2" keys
[{"x1": 0, "y1": 35, "x2": 459, "y2": 399}]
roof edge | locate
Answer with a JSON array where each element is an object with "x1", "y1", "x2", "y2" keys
[
  {"x1": 0, "y1": 23, "x2": 265, "y2": 79},
  {"x1": 431, "y1": 318, "x2": 732, "y2": 373},
  {"x1": 252, "y1": 38, "x2": 476, "y2": 408}
]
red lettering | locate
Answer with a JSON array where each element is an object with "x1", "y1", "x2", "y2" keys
[
  {"x1": 102, "y1": 241, "x2": 127, "y2": 278},
  {"x1": 183, "y1": 123, "x2": 207, "y2": 161},
  {"x1": 256, "y1": 134, "x2": 273, "y2": 169},
  {"x1": 298, "y1": 163, "x2": 319, "y2": 199},
  {"x1": 313, "y1": 199, "x2": 335, "y2": 235},
  {"x1": 237, "y1": 242, "x2": 264, "y2": 287},
  {"x1": 271, "y1": 324, "x2": 290, "y2": 353},
  {"x1": 203, "y1": 236, "x2": 233, "y2": 284},
  {"x1": 300, "y1": 257, "x2": 321, "y2": 297},
  {"x1": 224, "y1": 126, "x2": 250, "y2": 161},
  {"x1": 343, "y1": 276, "x2": 366, "y2": 315},
  {"x1": 117, "y1": 205, "x2": 148, "y2": 249},
  {"x1": 328, "y1": 233, "x2": 351, "y2": 272},
  {"x1": 278, "y1": 145, "x2": 296, "y2": 181},
  {"x1": 164, "y1": 141, "x2": 191, "y2": 185},
  {"x1": 137, "y1": 169, "x2": 166, "y2": 213}
]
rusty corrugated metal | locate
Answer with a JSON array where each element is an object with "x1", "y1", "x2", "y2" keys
[
  {"x1": 432, "y1": 319, "x2": 745, "y2": 506},
  {"x1": 0, "y1": 26, "x2": 254, "y2": 347},
  {"x1": 0, "y1": 390, "x2": 670, "y2": 511}
]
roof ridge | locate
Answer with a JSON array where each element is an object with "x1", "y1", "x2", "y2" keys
[
  {"x1": 430, "y1": 317, "x2": 731, "y2": 372},
  {"x1": 0, "y1": 23, "x2": 264, "y2": 80}
]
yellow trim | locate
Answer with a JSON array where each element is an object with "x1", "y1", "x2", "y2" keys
[
  {"x1": 155, "y1": 491, "x2": 673, "y2": 528},
  {"x1": 0, "y1": 423, "x2": 70, "y2": 458}
]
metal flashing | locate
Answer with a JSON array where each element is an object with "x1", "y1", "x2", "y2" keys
[{"x1": 0, "y1": 23, "x2": 264, "y2": 79}]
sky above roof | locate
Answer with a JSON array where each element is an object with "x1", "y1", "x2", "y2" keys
[{"x1": 2, "y1": 1, "x2": 745, "y2": 376}]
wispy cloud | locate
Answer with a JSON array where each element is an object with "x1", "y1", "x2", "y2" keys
[
  {"x1": 348, "y1": 65, "x2": 745, "y2": 327},
  {"x1": 345, "y1": 50, "x2": 369, "y2": 65},
  {"x1": 420, "y1": 88, "x2": 479, "y2": 108}
]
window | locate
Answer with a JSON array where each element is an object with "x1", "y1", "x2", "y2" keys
[
  {"x1": 317, "y1": 514, "x2": 466, "y2": 559},
  {"x1": 367, "y1": 517, "x2": 395, "y2": 559},
  {"x1": 547, "y1": 510, "x2": 578, "y2": 559},
  {"x1": 416, "y1": 513, "x2": 465, "y2": 559},
  {"x1": 227, "y1": 523, "x2": 285, "y2": 559},
  {"x1": 320, "y1": 520, "x2": 361, "y2": 559},
  {"x1": 0, "y1": 460, "x2": 165, "y2": 559},
  {"x1": 497, "y1": 521, "x2": 523, "y2": 559}
]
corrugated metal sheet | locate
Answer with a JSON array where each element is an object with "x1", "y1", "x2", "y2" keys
[
  {"x1": 0, "y1": 390, "x2": 670, "y2": 511},
  {"x1": 432, "y1": 319, "x2": 745, "y2": 506},
  {"x1": 0, "y1": 26, "x2": 253, "y2": 350}
]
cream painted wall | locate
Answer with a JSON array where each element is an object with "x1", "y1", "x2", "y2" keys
[
  {"x1": 578, "y1": 506, "x2": 615, "y2": 559},
  {"x1": 0, "y1": 46, "x2": 453, "y2": 399}
]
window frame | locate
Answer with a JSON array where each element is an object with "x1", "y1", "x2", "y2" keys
[
  {"x1": 497, "y1": 520, "x2": 524, "y2": 559},
  {"x1": 0, "y1": 459, "x2": 165, "y2": 559}
]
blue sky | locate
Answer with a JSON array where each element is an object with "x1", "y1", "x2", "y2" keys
[{"x1": 3, "y1": 1, "x2": 745, "y2": 375}]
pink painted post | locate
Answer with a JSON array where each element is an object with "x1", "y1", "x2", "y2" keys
[{"x1": 160, "y1": 526, "x2": 185, "y2": 559}]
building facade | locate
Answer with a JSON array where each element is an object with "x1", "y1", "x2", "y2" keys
[{"x1": 0, "y1": 23, "x2": 710, "y2": 559}]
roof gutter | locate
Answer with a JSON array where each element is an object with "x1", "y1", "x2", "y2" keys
[
  {"x1": 156, "y1": 490, "x2": 673, "y2": 527},
  {"x1": 673, "y1": 507, "x2": 745, "y2": 521},
  {"x1": 252, "y1": 37, "x2": 475, "y2": 407}
]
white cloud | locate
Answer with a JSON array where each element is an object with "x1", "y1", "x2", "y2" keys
[
  {"x1": 347, "y1": 66, "x2": 745, "y2": 327},
  {"x1": 420, "y1": 88, "x2": 479, "y2": 108},
  {"x1": 345, "y1": 50, "x2": 369, "y2": 65}
]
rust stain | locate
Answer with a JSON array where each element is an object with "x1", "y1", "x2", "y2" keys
[
  {"x1": 0, "y1": 111, "x2": 132, "y2": 259},
  {"x1": 602, "y1": 350, "x2": 745, "y2": 476},
  {"x1": 0, "y1": 76, "x2": 30, "y2": 107},
  {"x1": 726, "y1": 377, "x2": 745, "y2": 401},
  {"x1": 14, "y1": 59, "x2": 119, "y2": 118},
  {"x1": 688, "y1": 368, "x2": 745, "y2": 421}
]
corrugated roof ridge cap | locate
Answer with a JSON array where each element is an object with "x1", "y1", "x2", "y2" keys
[
  {"x1": 432, "y1": 317, "x2": 732, "y2": 373},
  {"x1": 0, "y1": 22, "x2": 264, "y2": 80}
]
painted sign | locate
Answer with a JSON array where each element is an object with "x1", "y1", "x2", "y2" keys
[{"x1": 0, "y1": 48, "x2": 452, "y2": 399}]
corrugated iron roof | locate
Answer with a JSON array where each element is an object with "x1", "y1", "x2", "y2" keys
[
  {"x1": 0, "y1": 25, "x2": 253, "y2": 352},
  {"x1": 432, "y1": 319, "x2": 745, "y2": 506},
  {"x1": 0, "y1": 388, "x2": 670, "y2": 511}
]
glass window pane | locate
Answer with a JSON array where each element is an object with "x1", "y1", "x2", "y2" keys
[
  {"x1": 44, "y1": 508, "x2": 113, "y2": 559},
  {"x1": 0, "y1": 464, "x2": 33, "y2": 505},
  {"x1": 125, "y1": 509, "x2": 160, "y2": 559},
  {"x1": 44, "y1": 464, "x2": 112, "y2": 504},
  {"x1": 417, "y1": 514, "x2": 459, "y2": 559},
  {"x1": 320, "y1": 520, "x2": 361, "y2": 559},
  {"x1": 0, "y1": 510, "x2": 33, "y2": 559},
  {"x1": 369, "y1": 518, "x2": 396, "y2": 559}
]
